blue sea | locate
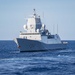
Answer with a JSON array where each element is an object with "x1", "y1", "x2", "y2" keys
[{"x1": 0, "y1": 40, "x2": 75, "y2": 75}]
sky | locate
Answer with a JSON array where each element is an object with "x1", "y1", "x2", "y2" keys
[{"x1": 0, "y1": 0, "x2": 75, "y2": 40}]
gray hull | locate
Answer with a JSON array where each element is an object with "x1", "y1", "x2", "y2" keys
[{"x1": 15, "y1": 38, "x2": 67, "y2": 52}]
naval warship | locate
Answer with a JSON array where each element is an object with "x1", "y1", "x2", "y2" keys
[{"x1": 14, "y1": 9, "x2": 67, "y2": 52}]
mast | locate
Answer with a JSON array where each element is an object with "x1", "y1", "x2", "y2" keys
[{"x1": 33, "y1": 9, "x2": 36, "y2": 16}]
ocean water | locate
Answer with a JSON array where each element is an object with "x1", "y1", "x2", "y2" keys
[{"x1": 0, "y1": 40, "x2": 75, "y2": 75}]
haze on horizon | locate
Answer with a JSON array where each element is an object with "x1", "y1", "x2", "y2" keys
[{"x1": 0, "y1": 0, "x2": 75, "y2": 40}]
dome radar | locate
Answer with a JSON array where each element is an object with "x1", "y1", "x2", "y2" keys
[{"x1": 23, "y1": 25, "x2": 27, "y2": 30}]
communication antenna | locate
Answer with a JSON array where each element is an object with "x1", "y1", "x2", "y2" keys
[
  {"x1": 43, "y1": 12, "x2": 44, "y2": 19},
  {"x1": 53, "y1": 24, "x2": 55, "y2": 34},
  {"x1": 57, "y1": 24, "x2": 58, "y2": 34},
  {"x1": 42, "y1": 12, "x2": 44, "y2": 23}
]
